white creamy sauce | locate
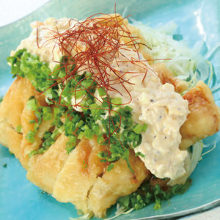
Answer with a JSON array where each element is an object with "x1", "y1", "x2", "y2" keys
[
  {"x1": 14, "y1": 18, "x2": 77, "y2": 69},
  {"x1": 131, "y1": 71, "x2": 189, "y2": 180},
  {"x1": 110, "y1": 50, "x2": 190, "y2": 181},
  {"x1": 15, "y1": 17, "x2": 190, "y2": 182}
]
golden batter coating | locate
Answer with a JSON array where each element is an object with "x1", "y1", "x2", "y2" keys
[
  {"x1": 1, "y1": 13, "x2": 220, "y2": 219},
  {"x1": 0, "y1": 77, "x2": 149, "y2": 217},
  {"x1": 180, "y1": 81, "x2": 220, "y2": 149},
  {"x1": 0, "y1": 75, "x2": 219, "y2": 217},
  {"x1": 0, "y1": 65, "x2": 220, "y2": 218},
  {"x1": 0, "y1": 120, "x2": 23, "y2": 157},
  {"x1": 53, "y1": 138, "x2": 109, "y2": 215},
  {"x1": 151, "y1": 63, "x2": 220, "y2": 150},
  {"x1": 152, "y1": 63, "x2": 189, "y2": 93},
  {"x1": 0, "y1": 77, "x2": 37, "y2": 164},
  {"x1": 27, "y1": 134, "x2": 69, "y2": 194},
  {"x1": 0, "y1": 77, "x2": 36, "y2": 129},
  {"x1": 87, "y1": 151, "x2": 150, "y2": 218}
]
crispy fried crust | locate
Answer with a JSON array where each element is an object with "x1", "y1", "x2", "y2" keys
[
  {"x1": 27, "y1": 134, "x2": 69, "y2": 194},
  {"x1": 1, "y1": 76, "x2": 220, "y2": 217},
  {"x1": 0, "y1": 77, "x2": 36, "y2": 129},
  {"x1": 0, "y1": 77, "x2": 149, "y2": 217},
  {"x1": 53, "y1": 138, "x2": 109, "y2": 215},
  {"x1": 19, "y1": 105, "x2": 54, "y2": 168},
  {"x1": 152, "y1": 63, "x2": 189, "y2": 93},
  {"x1": 1, "y1": 14, "x2": 219, "y2": 218},
  {"x1": 180, "y1": 81, "x2": 220, "y2": 149},
  {"x1": 53, "y1": 139, "x2": 149, "y2": 218},
  {"x1": 151, "y1": 65, "x2": 220, "y2": 149},
  {"x1": 0, "y1": 77, "x2": 37, "y2": 162},
  {"x1": 87, "y1": 151, "x2": 150, "y2": 218},
  {"x1": 0, "y1": 120, "x2": 23, "y2": 157}
]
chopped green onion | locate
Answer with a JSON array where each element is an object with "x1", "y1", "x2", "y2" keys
[{"x1": 133, "y1": 124, "x2": 148, "y2": 134}]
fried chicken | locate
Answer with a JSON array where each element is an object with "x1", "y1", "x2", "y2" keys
[
  {"x1": 152, "y1": 63, "x2": 189, "y2": 93},
  {"x1": 0, "y1": 77, "x2": 149, "y2": 217},
  {"x1": 153, "y1": 63, "x2": 220, "y2": 149},
  {"x1": 0, "y1": 74, "x2": 219, "y2": 217},
  {"x1": 180, "y1": 81, "x2": 220, "y2": 149}
]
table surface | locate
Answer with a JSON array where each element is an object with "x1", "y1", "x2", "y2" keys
[{"x1": 0, "y1": 1, "x2": 219, "y2": 220}]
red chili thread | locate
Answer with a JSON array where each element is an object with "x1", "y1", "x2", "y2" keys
[{"x1": 36, "y1": 12, "x2": 161, "y2": 160}]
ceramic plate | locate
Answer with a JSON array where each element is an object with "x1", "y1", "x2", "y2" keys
[{"x1": 0, "y1": 0, "x2": 219, "y2": 219}]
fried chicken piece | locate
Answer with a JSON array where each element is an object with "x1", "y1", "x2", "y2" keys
[
  {"x1": 98, "y1": 14, "x2": 153, "y2": 62},
  {"x1": 0, "y1": 76, "x2": 54, "y2": 168},
  {"x1": 0, "y1": 120, "x2": 23, "y2": 156},
  {"x1": 180, "y1": 81, "x2": 220, "y2": 149},
  {"x1": 18, "y1": 102, "x2": 42, "y2": 168},
  {"x1": 0, "y1": 77, "x2": 37, "y2": 160},
  {"x1": 0, "y1": 75, "x2": 219, "y2": 218},
  {"x1": 152, "y1": 63, "x2": 189, "y2": 93},
  {"x1": 27, "y1": 134, "x2": 69, "y2": 194},
  {"x1": 87, "y1": 151, "x2": 150, "y2": 218},
  {"x1": 53, "y1": 138, "x2": 108, "y2": 216},
  {"x1": 53, "y1": 137, "x2": 149, "y2": 218},
  {"x1": 151, "y1": 65, "x2": 220, "y2": 149},
  {"x1": 19, "y1": 104, "x2": 54, "y2": 168},
  {"x1": 0, "y1": 77, "x2": 36, "y2": 131}
]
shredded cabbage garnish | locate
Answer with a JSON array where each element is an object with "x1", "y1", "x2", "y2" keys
[
  {"x1": 132, "y1": 20, "x2": 219, "y2": 93},
  {"x1": 189, "y1": 141, "x2": 203, "y2": 175},
  {"x1": 205, "y1": 43, "x2": 220, "y2": 60},
  {"x1": 189, "y1": 141, "x2": 216, "y2": 179},
  {"x1": 133, "y1": 21, "x2": 198, "y2": 78},
  {"x1": 105, "y1": 204, "x2": 133, "y2": 220},
  {"x1": 201, "y1": 142, "x2": 217, "y2": 158},
  {"x1": 69, "y1": 213, "x2": 90, "y2": 220}
]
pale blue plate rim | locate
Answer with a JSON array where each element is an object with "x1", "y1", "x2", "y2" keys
[
  {"x1": 137, "y1": 200, "x2": 220, "y2": 220},
  {"x1": 0, "y1": 0, "x2": 220, "y2": 219}
]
